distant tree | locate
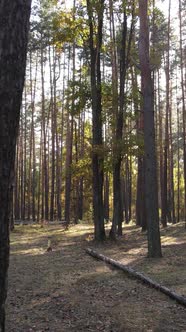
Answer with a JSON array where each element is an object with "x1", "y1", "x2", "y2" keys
[{"x1": 0, "y1": 1, "x2": 31, "y2": 330}]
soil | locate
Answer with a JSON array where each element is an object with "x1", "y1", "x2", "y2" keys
[{"x1": 6, "y1": 222, "x2": 186, "y2": 332}]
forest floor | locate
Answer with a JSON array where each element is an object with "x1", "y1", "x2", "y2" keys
[{"x1": 7, "y1": 221, "x2": 186, "y2": 332}]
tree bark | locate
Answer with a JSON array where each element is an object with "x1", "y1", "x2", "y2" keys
[
  {"x1": 0, "y1": 1, "x2": 31, "y2": 330},
  {"x1": 138, "y1": 0, "x2": 162, "y2": 258},
  {"x1": 110, "y1": 4, "x2": 134, "y2": 239},
  {"x1": 87, "y1": 0, "x2": 105, "y2": 241},
  {"x1": 179, "y1": 0, "x2": 186, "y2": 224}
]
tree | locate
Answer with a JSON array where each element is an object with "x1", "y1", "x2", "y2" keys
[
  {"x1": 161, "y1": 0, "x2": 171, "y2": 227},
  {"x1": 179, "y1": 0, "x2": 186, "y2": 224},
  {"x1": 138, "y1": 0, "x2": 162, "y2": 258},
  {"x1": 109, "y1": 1, "x2": 135, "y2": 239},
  {"x1": 87, "y1": 0, "x2": 105, "y2": 240},
  {"x1": 0, "y1": 1, "x2": 31, "y2": 330}
]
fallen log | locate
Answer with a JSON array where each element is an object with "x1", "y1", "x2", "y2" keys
[{"x1": 86, "y1": 248, "x2": 186, "y2": 308}]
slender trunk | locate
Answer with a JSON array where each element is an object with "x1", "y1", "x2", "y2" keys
[
  {"x1": 37, "y1": 133, "x2": 42, "y2": 222},
  {"x1": 179, "y1": 0, "x2": 186, "y2": 223},
  {"x1": 41, "y1": 44, "x2": 49, "y2": 221},
  {"x1": 49, "y1": 45, "x2": 55, "y2": 221},
  {"x1": 133, "y1": 65, "x2": 146, "y2": 230},
  {"x1": 78, "y1": 112, "x2": 85, "y2": 221},
  {"x1": 169, "y1": 82, "x2": 176, "y2": 223},
  {"x1": 104, "y1": 173, "x2": 110, "y2": 222},
  {"x1": 157, "y1": 70, "x2": 164, "y2": 225},
  {"x1": 64, "y1": 46, "x2": 73, "y2": 224},
  {"x1": 162, "y1": 0, "x2": 171, "y2": 226},
  {"x1": 110, "y1": 4, "x2": 134, "y2": 238}
]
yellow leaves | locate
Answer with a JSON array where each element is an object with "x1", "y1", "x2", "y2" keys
[{"x1": 52, "y1": 9, "x2": 89, "y2": 47}]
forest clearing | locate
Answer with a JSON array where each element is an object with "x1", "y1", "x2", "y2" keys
[
  {"x1": 0, "y1": 0, "x2": 186, "y2": 330},
  {"x1": 7, "y1": 222, "x2": 186, "y2": 332}
]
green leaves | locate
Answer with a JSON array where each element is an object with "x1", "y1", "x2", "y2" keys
[{"x1": 65, "y1": 79, "x2": 91, "y2": 116}]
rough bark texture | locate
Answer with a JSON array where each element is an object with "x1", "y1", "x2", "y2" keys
[
  {"x1": 86, "y1": 248, "x2": 186, "y2": 307},
  {"x1": 138, "y1": 0, "x2": 162, "y2": 257},
  {"x1": 0, "y1": 1, "x2": 31, "y2": 330}
]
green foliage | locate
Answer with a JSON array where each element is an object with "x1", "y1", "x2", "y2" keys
[
  {"x1": 71, "y1": 156, "x2": 92, "y2": 179},
  {"x1": 52, "y1": 7, "x2": 89, "y2": 49},
  {"x1": 65, "y1": 79, "x2": 91, "y2": 116},
  {"x1": 150, "y1": 7, "x2": 168, "y2": 68}
]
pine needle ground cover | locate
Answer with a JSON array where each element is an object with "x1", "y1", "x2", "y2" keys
[{"x1": 7, "y1": 223, "x2": 186, "y2": 331}]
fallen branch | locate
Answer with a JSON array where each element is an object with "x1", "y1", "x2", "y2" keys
[{"x1": 86, "y1": 248, "x2": 186, "y2": 308}]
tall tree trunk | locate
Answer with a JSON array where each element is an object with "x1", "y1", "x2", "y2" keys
[
  {"x1": 110, "y1": 4, "x2": 134, "y2": 238},
  {"x1": 131, "y1": 65, "x2": 146, "y2": 229},
  {"x1": 49, "y1": 45, "x2": 56, "y2": 221},
  {"x1": 14, "y1": 139, "x2": 20, "y2": 221},
  {"x1": 162, "y1": 0, "x2": 171, "y2": 227},
  {"x1": 179, "y1": 0, "x2": 186, "y2": 224},
  {"x1": 23, "y1": 90, "x2": 27, "y2": 221},
  {"x1": 41, "y1": 44, "x2": 49, "y2": 221},
  {"x1": 176, "y1": 69, "x2": 180, "y2": 223},
  {"x1": 169, "y1": 82, "x2": 176, "y2": 223},
  {"x1": 138, "y1": 0, "x2": 162, "y2": 258},
  {"x1": 64, "y1": 46, "x2": 74, "y2": 225},
  {"x1": 54, "y1": 60, "x2": 62, "y2": 221},
  {"x1": 157, "y1": 70, "x2": 164, "y2": 226},
  {"x1": 87, "y1": 0, "x2": 105, "y2": 241},
  {"x1": 64, "y1": 116, "x2": 73, "y2": 223},
  {"x1": 77, "y1": 112, "x2": 85, "y2": 221},
  {"x1": 0, "y1": 1, "x2": 31, "y2": 330},
  {"x1": 104, "y1": 173, "x2": 110, "y2": 222}
]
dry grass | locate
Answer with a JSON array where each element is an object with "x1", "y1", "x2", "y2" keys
[{"x1": 6, "y1": 222, "x2": 186, "y2": 332}]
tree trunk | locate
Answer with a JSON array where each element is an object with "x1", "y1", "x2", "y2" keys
[
  {"x1": 41, "y1": 44, "x2": 49, "y2": 221},
  {"x1": 138, "y1": 0, "x2": 162, "y2": 258},
  {"x1": 87, "y1": 0, "x2": 105, "y2": 241},
  {"x1": 49, "y1": 46, "x2": 55, "y2": 221},
  {"x1": 104, "y1": 173, "x2": 110, "y2": 222},
  {"x1": 0, "y1": 1, "x2": 31, "y2": 330},
  {"x1": 179, "y1": 0, "x2": 186, "y2": 224},
  {"x1": 110, "y1": 5, "x2": 134, "y2": 238},
  {"x1": 176, "y1": 69, "x2": 180, "y2": 223}
]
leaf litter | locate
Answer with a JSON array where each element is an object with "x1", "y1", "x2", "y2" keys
[{"x1": 6, "y1": 222, "x2": 186, "y2": 332}]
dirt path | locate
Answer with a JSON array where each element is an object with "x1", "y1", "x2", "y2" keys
[{"x1": 7, "y1": 224, "x2": 186, "y2": 332}]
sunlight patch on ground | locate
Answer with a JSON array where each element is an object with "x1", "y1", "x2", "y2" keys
[
  {"x1": 161, "y1": 236, "x2": 181, "y2": 244},
  {"x1": 7, "y1": 222, "x2": 186, "y2": 332},
  {"x1": 11, "y1": 247, "x2": 45, "y2": 256},
  {"x1": 95, "y1": 265, "x2": 111, "y2": 274}
]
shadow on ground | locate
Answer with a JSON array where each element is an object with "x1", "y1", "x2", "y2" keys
[{"x1": 6, "y1": 223, "x2": 186, "y2": 332}]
